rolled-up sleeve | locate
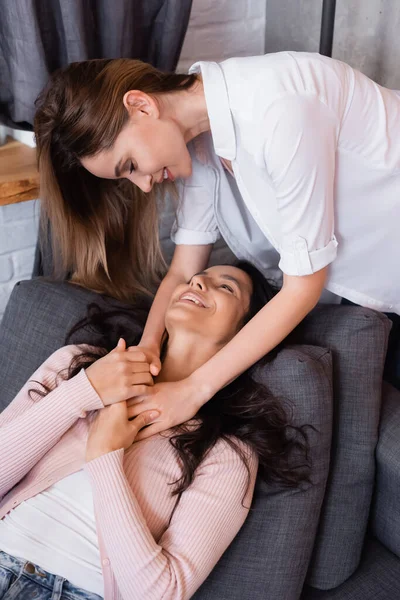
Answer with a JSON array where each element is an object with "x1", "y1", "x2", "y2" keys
[
  {"x1": 263, "y1": 94, "x2": 339, "y2": 276},
  {"x1": 171, "y1": 182, "x2": 221, "y2": 245},
  {"x1": 170, "y1": 143, "x2": 221, "y2": 246}
]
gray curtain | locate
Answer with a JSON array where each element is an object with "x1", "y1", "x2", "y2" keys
[{"x1": 0, "y1": 0, "x2": 193, "y2": 129}]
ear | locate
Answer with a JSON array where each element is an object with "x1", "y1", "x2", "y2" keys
[{"x1": 123, "y1": 90, "x2": 159, "y2": 120}]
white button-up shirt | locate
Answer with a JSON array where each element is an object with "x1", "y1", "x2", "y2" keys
[{"x1": 171, "y1": 52, "x2": 400, "y2": 314}]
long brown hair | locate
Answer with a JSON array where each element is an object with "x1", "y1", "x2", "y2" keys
[{"x1": 34, "y1": 59, "x2": 197, "y2": 301}]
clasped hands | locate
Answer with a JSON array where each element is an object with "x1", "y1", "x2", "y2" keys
[{"x1": 85, "y1": 338, "x2": 203, "y2": 462}]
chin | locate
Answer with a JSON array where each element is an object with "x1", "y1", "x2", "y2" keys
[{"x1": 179, "y1": 155, "x2": 192, "y2": 179}]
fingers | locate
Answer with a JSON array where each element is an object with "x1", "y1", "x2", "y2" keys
[
  {"x1": 112, "y1": 357, "x2": 152, "y2": 379},
  {"x1": 130, "y1": 372, "x2": 154, "y2": 387},
  {"x1": 110, "y1": 338, "x2": 126, "y2": 353},
  {"x1": 130, "y1": 410, "x2": 160, "y2": 435},
  {"x1": 117, "y1": 351, "x2": 148, "y2": 363},
  {"x1": 126, "y1": 396, "x2": 145, "y2": 408},
  {"x1": 127, "y1": 400, "x2": 155, "y2": 419},
  {"x1": 135, "y1": 421, "x2": 164, "y2": 441},
  {"x1": 128, "y1": 346, "x2": 161, "y2": 376},
  {"x1": 130, "y1": 362, "x2": 151, "y2": 374},
  {"x1": 128, "y1": 384, "x2": 155, "y2": 400},
  {"x1": 149, "y1": 358, "x2": 161, "y2": 377}
]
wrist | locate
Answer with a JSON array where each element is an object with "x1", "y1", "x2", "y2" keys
[
  {"x1": 85, "y1": 446, "x2": 115, "y2": 463},
  {"x1": 186, "y1": 371, "x2": 215, "y2": 408},
  {"x1": 138, "y1": 336, "x2": 160, "y2": 353}
]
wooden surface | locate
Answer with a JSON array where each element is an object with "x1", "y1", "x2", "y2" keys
[{"x1": 0, "y1": 137, "x2": 39, "y2": 206}]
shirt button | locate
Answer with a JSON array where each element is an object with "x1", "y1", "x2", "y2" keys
[
  {"x1": 102, "y1": 558, "x2": 110, "y2": 567},
  {"x1": 80, "y1": 411, "x2": 86, "y2": 419}
]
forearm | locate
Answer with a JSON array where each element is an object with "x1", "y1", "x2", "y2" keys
[
  {"x1": 141, "y1": 244, "x2": 213, "y2": 350},
  {"x1": 0, "y1": 368, "x2": 103, "y2": 497},
  {"x1": 85, "y1": 444, "x2": 257, "y2": 600},
  {"x1": 190, "y1": 273, "x2": 325, "y2": 400},
  {"x1": 86, "y1": 450, "x2": 180, "y2": 600},
  {"x1": 140, "y1": 271, "x2": 186, "y2": 349}
]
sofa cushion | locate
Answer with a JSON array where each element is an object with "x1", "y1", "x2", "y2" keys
[
  {"x1": 291, "y1": 306, "x2": 391, "y2": 589},
  {"x1": 302, "y1": 535, "x2": 400, "y2": 600},
  {"x1": 371, "y1": 381, "x2": 400, "y2": 557},
  {"x1": 0, "y1": 279, "x2": 116, "y2": 411},
  {"x1": 194, "y1": 345, "x2": 333, "y2": 600}
]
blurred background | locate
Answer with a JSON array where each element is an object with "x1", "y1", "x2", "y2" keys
[{"x1": 1, "y1": 0, "x2": 399, "y2": 321}]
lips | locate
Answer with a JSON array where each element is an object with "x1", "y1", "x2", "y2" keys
[
  {"x1": 178, "y1": 291, "x2": 208, "y2": 308},
  {"x1": 166, "y1": 167, "x2": 175, "y2": 182},
  {"x1": 157, "y1": 167, "x2": 174, "y2": 184}
]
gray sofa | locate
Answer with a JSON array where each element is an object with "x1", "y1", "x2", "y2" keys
[
  {"x1": 2, "y1": 197, "x2": 400, "y2": 598},
  {"x1": 1, "y1": 276, "x2": 400, "y2": 599}
]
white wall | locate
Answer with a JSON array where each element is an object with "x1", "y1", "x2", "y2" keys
[
  {"x1": 0, "y1": 0, "x2": 266, "y2": 321},
  {"x1": 265, "y1": 0, "x2": 400, "y2": 88}
]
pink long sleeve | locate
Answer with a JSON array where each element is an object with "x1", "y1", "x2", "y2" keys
[
  {"x1": 85, "y1": 442, "x2": 258, "y2": 600},
  {"x1": 0, "y1": 346, "x2": 104, "y2": 499}
]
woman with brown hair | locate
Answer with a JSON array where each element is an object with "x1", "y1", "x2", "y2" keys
[{"x1": 34, "y1": 53, "x2": 400, "y2": 438}]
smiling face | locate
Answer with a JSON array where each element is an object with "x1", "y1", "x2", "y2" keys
[
  {"x1": 80, "y1": 90, "x2": 193, "y2": 193},
  {"x1": 165, "y1": 265, "x2": 253, "y2": 346}
]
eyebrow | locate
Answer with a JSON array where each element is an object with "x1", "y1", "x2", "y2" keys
[{"x1": 193, "y1": 271, "x2": 241, "y2": 288}]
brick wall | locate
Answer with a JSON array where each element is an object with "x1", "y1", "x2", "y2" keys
[
  {"x1": 0, "y1": 0, "x2": 266, "y2": 321},
  {"x1": 0, "y1": 201, "x2": 39, "y2": 320}
]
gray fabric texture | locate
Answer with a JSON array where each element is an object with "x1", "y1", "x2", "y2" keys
[
  {"x1": 0, "y1": 279, "x2": 127, "y2": 410},
  {"x1": 194, "y1": 346, "x2": 333, "y2": 600},
  {"x1": 290, "y1": 306, "x2": 391, "y2": 589},
  {"x1": 371, "y1": 381, "x2": 400, "y2": 558},
  {"x1": 0, "y1": 0, "x2": 193, "y2": 128},
  {"x1": 0, "y1": 278, "x2": 333, "y2": 600},
  {"x1": 302, "y1": 536, "x2": 400, "y2": 600}
]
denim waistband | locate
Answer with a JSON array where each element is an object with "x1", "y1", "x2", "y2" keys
[{"x1": 0, "y1": 550, "x2": 102, "y2": 599}]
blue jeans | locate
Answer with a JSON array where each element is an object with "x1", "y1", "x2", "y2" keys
[{"x1": 0, "y1": 551, "x2": 103, "y2": 599}]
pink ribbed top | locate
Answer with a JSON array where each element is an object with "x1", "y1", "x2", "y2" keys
[{"x1": 0, "y1": 346, "x2": 258, "y2": 600}]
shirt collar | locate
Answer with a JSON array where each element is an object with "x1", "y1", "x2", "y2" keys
[{"x1": 189, "y1": 61, "x2": 237, "y2": 161}]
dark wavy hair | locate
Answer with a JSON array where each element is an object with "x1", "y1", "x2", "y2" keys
[{"x1": 32, "y1": 261, "x2": 315, "y2": 497}]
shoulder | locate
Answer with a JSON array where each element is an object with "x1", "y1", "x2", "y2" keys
[
  {"x1": 193, "y1": 437, "x2": 258, "y2": 507},
  {"x1": 200, "y1": 436, "x2": 258, "y2": 481}
]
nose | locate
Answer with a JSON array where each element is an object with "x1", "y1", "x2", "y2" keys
[
  {"x1": 190, "y1": 274, "x2": 207, "y2": 291},
  {"x1": 136, "y1": 174, "x2": 153, "y2": 193}
]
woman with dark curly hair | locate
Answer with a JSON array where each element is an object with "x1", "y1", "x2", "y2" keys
[{"x1": 0, "y1": 262, "x2": 312, "y2": 600}]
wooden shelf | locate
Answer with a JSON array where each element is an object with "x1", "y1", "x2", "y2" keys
[{"x1": 0, "y1": 137, "x2": 39, "y2": 206}]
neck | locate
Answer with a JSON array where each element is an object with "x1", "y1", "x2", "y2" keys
[
  {"x1": 156, "y1": 331, "x2": 222, "y2": 384},
  {"x1": 160, "y1": 77, "x2": 210, "y2": 143}
]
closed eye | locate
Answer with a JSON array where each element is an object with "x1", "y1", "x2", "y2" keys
[{"x1": 220, "y1": 284, "x2": 234, "y2": 293}]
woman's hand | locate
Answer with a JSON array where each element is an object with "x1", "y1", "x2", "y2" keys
[
  {"x1": 86, "y1": 338, "x2": 154, "y2": 406},
  {"x1": 85, "y1": 401, "x2": 160, "y2": 462},
  {"x1": 125, "y1": 378, "x2": 209, "y2": 441},
  {"x1": 136, "y1": 340, "x2": 162, "y2": 376}
]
